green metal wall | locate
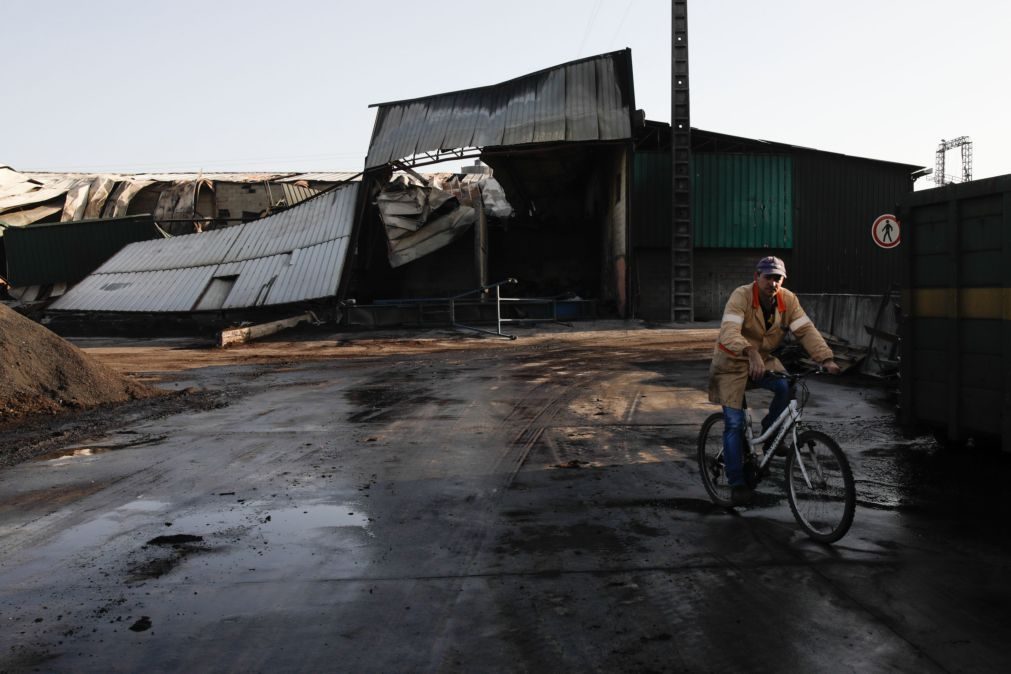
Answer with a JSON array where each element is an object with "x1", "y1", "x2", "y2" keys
[
  {"x1": 3, "y1": 215, "x2": 158, "y2": 286},
  {"x1": 693, "y1": 154, "x2": 793, "y2": 248}
]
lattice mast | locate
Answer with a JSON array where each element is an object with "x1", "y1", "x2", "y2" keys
[
  {"x1": 935, "y1": 136, "x2": 973, "y2": 185},
  {"x1": 671, "y1": 0, "x2": 693, "y2": 321}
]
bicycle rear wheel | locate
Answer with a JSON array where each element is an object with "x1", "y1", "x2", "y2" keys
[
  {"x1": 698, "y1": 412, "x2": 733, "y2": 507},
  {"x1": 785, "y1": 430, "x2": 855, "y2": 543}
]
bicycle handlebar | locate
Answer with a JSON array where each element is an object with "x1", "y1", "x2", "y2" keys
[{"x1": 766, "y1": 366, "x2": 826, "y2": 383}]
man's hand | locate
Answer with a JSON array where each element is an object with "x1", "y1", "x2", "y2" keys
[
  {"x1": 821, "y1": 359, "x2": 841, "y2": 375},
  {"x1": 747, "y1": 348, "x2": 765, "y2": 381}
]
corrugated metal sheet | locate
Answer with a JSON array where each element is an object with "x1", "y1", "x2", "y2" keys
[
  {"x1": 281, "y1": 172, "x2": 361, "y2": 183},
  {"x1": 790, "y1": 152, "x2": 914, "y2": 294},
  {"x1": 50, "y1": 183, "x2": 360, "y2": 313},
  {"x1": 3, "y1": 215, "x2": 158, "y2": 286},
  {"x1": 95, "y1": 225, "x2": 244, "y2": 272},
  {"x1": 693, "y1": 154, "x2": 793, "y2": 248},
  {"x1": 898, "y1": 175, "x2": 1011, "y2": 445},
  {"x1": 365, "y1": 50, "x2": 634, "y2": 168},
  {"x1": 632, "y1": 152, "x2": 672, "y2": 248},
  {"x1": 686, "y1": 127, "x2": 918, "y2": 293},
  {"x1": 56, "y1": 267, "x2": 220, "y2": 313}
]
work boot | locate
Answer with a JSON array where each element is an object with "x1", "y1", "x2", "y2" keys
[{"x1": 731, "y1": 485, "x2": 754, "y2": 507}]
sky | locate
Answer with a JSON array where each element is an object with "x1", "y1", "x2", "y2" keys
[{"x1": 2, "y1": 0, "x2": 1009, "y2": 184}]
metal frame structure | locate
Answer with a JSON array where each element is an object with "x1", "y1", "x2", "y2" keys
[
  {"x1": 935, "y1": 136, "x2": 973, "y2": 185},
  {"x1": 448, "y1": 278, "x2": 583, "y2": 339},
  {"x1": 345, "y1": 278, "x2": 591, "y2": 340},
  {"x1": 391, "y1": 148, "x2": 483, "y2": 170}
]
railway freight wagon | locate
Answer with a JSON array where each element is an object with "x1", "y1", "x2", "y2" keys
[{"x1": 899, "y1": 174, "x2": 1011, "y2": 449}]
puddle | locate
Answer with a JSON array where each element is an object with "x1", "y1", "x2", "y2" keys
[
  {"x1": 149, "y1": 502, "x2": 375, "y2": 579},
  {"x1": 263, "y1": 504, "x2": 371, "y2": 531},
  {"x1": 120, "y1": 499, "x2": 172, "y2": 512},
  {"x1": 36, "y1": 435, "x2": 168, "y2": 462},
  {"x1": 42, "y1": 447, "x2": 111, "y2": 460}
]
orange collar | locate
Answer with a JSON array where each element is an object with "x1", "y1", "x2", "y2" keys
[{"x1": 752, "y1": 282, "x2": 785, "y2": 312}]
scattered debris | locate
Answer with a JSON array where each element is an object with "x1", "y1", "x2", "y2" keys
[
  {"x1": 219, "y1": 311, "x2": 317, "y2": 347},
  {"x1": 128, "y1": 617, "x2": 152, "y2": 632},
  {"x1": 146, "y1": 534, "x2": 203, "y2": 546}
]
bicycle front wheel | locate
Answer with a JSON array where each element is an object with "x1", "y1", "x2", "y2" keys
[
  {"x1": 785, "y1": 430, "x2": 855, "y2": 543},
  {"x1": 697, "y1": 412, "x2": 733, "y2": 507}
]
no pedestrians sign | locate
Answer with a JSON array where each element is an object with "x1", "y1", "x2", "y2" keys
[{"x1": 871, "y1": 214, "x2": 900, "y2": 249}]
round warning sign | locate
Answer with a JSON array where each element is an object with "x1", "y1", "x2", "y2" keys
[{"x1": 872, "y1": 214, "x2": 900, "y2": 249}]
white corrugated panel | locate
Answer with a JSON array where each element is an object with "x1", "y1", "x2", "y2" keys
[
  {"x1": 50, "y1": 183, "x2": 359, "y2": 313},
  {"x1": 282, "y1": 172, "x2": 361, "y2": 183},
  {"x1": 223, "y1": 187, "x2": 355, "y2": 263},
  {"x1": 50, "y1": 267, "x2": 218, "y2": 312},
  {"x1": 96, "y1": 225, "x2": 243, "y2": 273}
]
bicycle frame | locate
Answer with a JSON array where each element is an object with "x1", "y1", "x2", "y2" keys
[
  {"x1": 744, "y1": 398, "x2": 803, "y2": 475},
  {"x1": 698, "y1": 367, "x2": 855, "y2": 542}
]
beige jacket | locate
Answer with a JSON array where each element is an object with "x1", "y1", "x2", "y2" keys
[{"x1": 708, "y1": 283, "x2": 833, "y2": 408}]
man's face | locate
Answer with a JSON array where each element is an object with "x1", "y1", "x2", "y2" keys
[{"x1": 754, "y1": 271, "x2": 784, "y2": 300}]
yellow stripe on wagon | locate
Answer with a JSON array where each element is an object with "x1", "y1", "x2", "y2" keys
[{"x1": 907, "y1": 287, "x2": 1011, "y2": 320}]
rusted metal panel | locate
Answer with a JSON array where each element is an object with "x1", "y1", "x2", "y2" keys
[
  {"x1": 50, "y1": 183, "x2": 360, "y2": 313},
  {"x1": 0, "y1": 203, "x2": 62, "y2": 227},
  {"x1": 366, "y1": 49, "x2": 634, "y2": 168}
]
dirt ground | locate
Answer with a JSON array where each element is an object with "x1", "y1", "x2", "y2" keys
[{"x1": 0, "y1": 322, "x2": 714, "y2": 467}]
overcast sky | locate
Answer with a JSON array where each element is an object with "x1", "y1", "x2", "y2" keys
[{"x1": 2, "y1": 0, "x2": 1008, "y2": 182}]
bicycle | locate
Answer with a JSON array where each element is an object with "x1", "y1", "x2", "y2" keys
[{"x1": 697, "y1": 368, "x2": 856, "y2": 543}]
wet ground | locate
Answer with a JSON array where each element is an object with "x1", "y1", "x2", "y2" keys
[{"x1": 2, "y1": 323, "x2": 1010, "y2": 672}]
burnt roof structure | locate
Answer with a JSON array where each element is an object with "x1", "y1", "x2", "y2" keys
[{"x1": 365, "y1": 49, "x2": 635, "y2": 169}]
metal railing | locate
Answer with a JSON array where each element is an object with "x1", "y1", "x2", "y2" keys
[
  {"x1": 455, "y1": 278, "x2": 586, "y2": 340},
  {"x1": 346, "y1": 278, "x2": 586, "y2": 339}
]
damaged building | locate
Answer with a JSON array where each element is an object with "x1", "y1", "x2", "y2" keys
[
  {"x1": 46, "y1": 180, "x2": 361, "y2": 332},
  {"x1": 349, "y1": 49, "x2": 637, "y2": 321},
  {"x1": 0, "y1": 166, "x2": 352, "y2": 303},
  {"x1": 5, "y1": 48, "x2": 923, "y2": 339}
]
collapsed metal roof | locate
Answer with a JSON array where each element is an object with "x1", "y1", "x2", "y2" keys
[
  {"x1": 0, "y1": 167, "x2": 361, "y2": 228},
  {"x1": 49, "y1": 182, "x2": 359, "y2": 313},
  {"x1": 365, "y1": 49, "x2": 635, "y2": 169}
]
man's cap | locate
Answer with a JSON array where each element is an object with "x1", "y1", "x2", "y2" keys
[{"x1": 756, "y1": 256, "x2": 787, "y2": 278}]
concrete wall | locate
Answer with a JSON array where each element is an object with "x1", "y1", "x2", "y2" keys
[{"x1": 797, "y1": 292, "x2": 900, "y2": 363}]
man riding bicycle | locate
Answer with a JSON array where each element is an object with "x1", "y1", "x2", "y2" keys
[{"x1": 708, "y1": 256, "x2": 841, "y2": 506}]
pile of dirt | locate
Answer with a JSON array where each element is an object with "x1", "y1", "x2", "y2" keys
[{"x1": 0, "y1": 304, "x2": 160, "y2": 425}]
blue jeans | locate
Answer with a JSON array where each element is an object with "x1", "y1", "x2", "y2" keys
[{"x1": 722, "y1": 375, "x2": 791, "y2": 487}]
